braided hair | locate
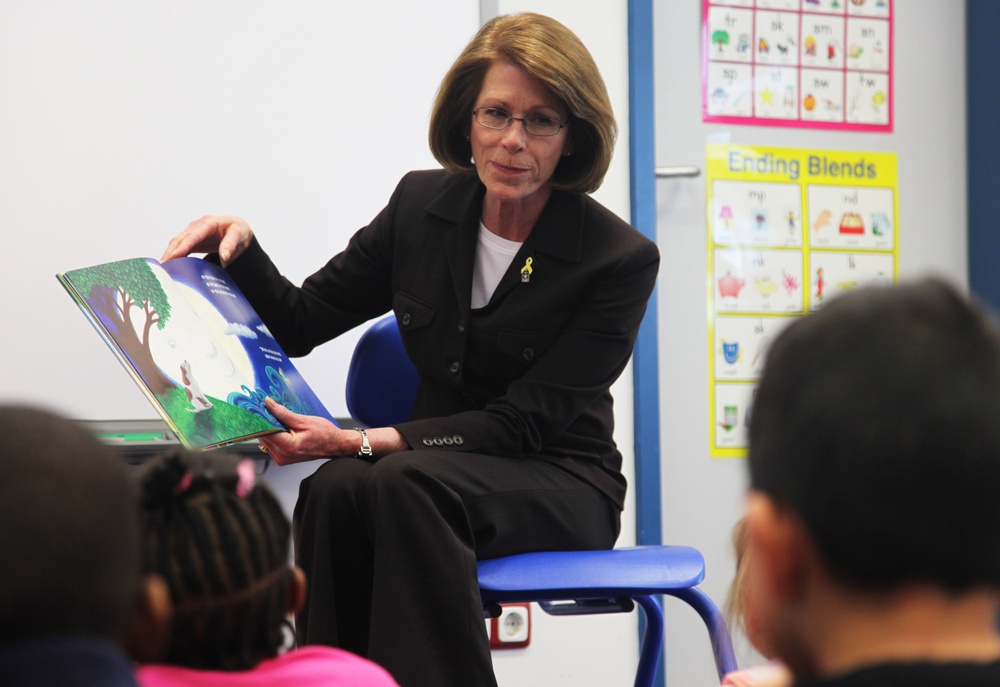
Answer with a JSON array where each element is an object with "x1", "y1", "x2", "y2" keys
[{"x1": 138, "y1": 449, "x2": 292, "y2": 670}]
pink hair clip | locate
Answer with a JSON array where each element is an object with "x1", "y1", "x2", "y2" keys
[{"x1": 235, "y1": 459, "x2": 257, "y2": 498}]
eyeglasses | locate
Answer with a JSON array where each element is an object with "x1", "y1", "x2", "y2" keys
[{"x1": 472, "y1": 108, "x2": 569, "y2": 137}]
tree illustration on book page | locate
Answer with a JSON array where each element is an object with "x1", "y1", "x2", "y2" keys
[{"x1": 72, "y1": 258, "x2": 175, "y2": 395}]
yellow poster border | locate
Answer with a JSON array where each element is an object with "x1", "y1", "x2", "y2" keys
[{"x1": 706, "y1": 143, "x2": 899, "y2": 458}]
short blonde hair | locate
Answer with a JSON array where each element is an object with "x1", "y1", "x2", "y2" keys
[
  {"x1": 429, "y1": 12, "x2": 617, "y2": 195},
  {"x1": 725, "y1": 516, "x2": 750, "y2": 636}
]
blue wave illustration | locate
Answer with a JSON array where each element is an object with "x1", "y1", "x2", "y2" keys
[{"x1": 227, "y1": 366, "x2": 315, "y2": 424}]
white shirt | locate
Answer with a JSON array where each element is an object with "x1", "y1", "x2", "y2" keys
[{"x1": 471, "y1": 221, "x2": 522, "y2": 310}]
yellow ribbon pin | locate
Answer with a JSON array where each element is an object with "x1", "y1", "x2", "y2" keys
[{"x1": 520, "y1": 257, "x2": 533, "y2": 283}]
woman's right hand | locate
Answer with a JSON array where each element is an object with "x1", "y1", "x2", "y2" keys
[
  {"x1": 258, "y1": 398, "x2": 409, "y2": 465},
  {"x1": 161, "y1": 215, "x2": 254, "y2": 267}
]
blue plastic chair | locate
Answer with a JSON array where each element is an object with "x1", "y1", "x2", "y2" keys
[{"x1": 345, "y1": 315, "x2": 738, "y2": 686}]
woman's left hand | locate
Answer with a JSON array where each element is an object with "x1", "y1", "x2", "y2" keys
[{"x1": 257, "y1": 398, "x2": 409, "y2": 465}]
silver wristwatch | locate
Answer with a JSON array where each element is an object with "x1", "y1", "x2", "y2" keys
[{"x1": 354, "y1": 427, "x2": 372, "y2": 458}]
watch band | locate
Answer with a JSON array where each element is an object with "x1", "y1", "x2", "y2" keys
[{"x1": 354, "y1": 427, "x2": 373, "y2": 458}]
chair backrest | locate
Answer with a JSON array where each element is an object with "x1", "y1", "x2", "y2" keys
[{"x1": 345, "y1": 315, "x2": 420, "y2": 428}]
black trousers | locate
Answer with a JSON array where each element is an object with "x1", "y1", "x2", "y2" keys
[{"x1": 292, "y1": 451, "x2": 620, "y2": 687}]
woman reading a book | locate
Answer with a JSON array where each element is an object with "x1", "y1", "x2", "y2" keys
[{"x1": 160, "y1": 13, "x2": 658, "y2": 687}]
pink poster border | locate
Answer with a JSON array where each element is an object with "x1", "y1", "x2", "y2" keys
[{"x1": 701, "y1": 0, "x2": 894, "y2": 132}]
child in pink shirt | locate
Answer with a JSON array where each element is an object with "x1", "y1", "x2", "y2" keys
[{"x1": 131, "y1": 450, "x2": 398, "y2": 687}]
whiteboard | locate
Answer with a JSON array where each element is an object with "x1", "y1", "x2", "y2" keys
[{"x1": 0, "y1": 2, "x2": 478, "y2": 420}]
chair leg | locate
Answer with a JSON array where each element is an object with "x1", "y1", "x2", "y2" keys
[
  {"x1": 633, "y1": 595, "x2": 664, "y2": 687},
  {"x1": 667, "y1": 586, "x2": 739, "y2": 680}
]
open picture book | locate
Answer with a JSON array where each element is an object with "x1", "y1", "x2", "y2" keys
[{"x1": 57, "y1": 256, "x2": 337, "y2": 450}]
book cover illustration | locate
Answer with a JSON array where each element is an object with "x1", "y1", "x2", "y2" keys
[{"x1": 58, "y1": 256, "x2": 337, "y2": 450}]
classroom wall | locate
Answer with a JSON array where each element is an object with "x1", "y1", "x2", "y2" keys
[
  {"x1": 0, "y1": 1, "x2": 477, "y2": 422},
  {"x1": 1, "y1": 2, "x2": 970, "y2": 685},
  {"x1": 654, "y1": 1, "x2": 968, "y2": 684},
  {"x1": 0, "y1": 2, "x2": 640, "y2": 685},
  {"x1": 967, "y1": 0, "x2": 1000, "y2": 309}
]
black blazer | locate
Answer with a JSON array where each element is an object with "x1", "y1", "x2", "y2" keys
[{"x1": 227, "y1": 169, "x2": 659, "y2": 509}]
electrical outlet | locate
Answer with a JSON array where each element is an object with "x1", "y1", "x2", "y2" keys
[{"x1": 489, "y1": 603, "x2": 530, "y2": 649}]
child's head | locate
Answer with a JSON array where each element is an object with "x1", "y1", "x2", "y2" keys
[
  {"x1": 0, "y1": 405, "x2": 143, "y2": 646},
  {"x1": 138, "y1": 449, "x2": 303, "y2": 670},
  {"x1": 726, "y1": 516, "x2": 773, "y2": 659},
  {"x1": 725, "y1": 517, "x2": 749, "y2": 632},
  {"x1": 745, "y1": 278, "x2": 1000, "y2": 669},
  {"x1": 749, "y1": 278, "x2": 1000, "y2": 592}
]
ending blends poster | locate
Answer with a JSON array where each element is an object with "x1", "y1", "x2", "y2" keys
[{"x1": 707, "y1": 143, "x2": 898, "y2": 456}]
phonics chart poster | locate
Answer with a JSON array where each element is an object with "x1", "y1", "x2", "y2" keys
[
  {"x1": 703, "y1": 0, "x2": 893, "y2": 131},
  {"x1": 707, "y1": 143, "x2": 898, "y2": 456}
]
